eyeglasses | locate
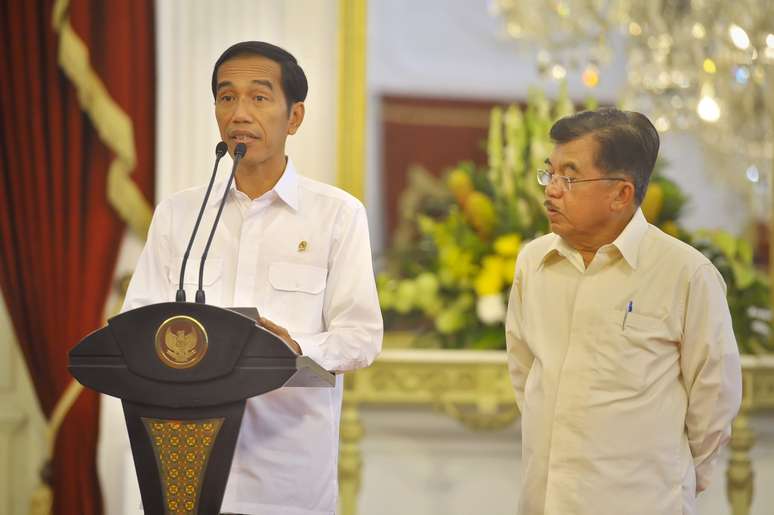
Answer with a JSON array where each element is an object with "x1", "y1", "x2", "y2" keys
[{"x1": 536, "y1": 169, "x2": 628, "y2": 192}]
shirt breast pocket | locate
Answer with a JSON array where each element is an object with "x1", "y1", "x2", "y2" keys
[
  {"x1": 167, "y1": 257, "x2": 223, "y2": 304},
  {"x1": 592, "y1": 311, "x2": 678, "y2": 393},
  {"x1": 267, "y1": 262, "x2": 328, "y2": 332}
]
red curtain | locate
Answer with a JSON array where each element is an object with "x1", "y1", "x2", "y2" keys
[{"x1": 0, "y1": 0, "x2": 155, "y2": 513}]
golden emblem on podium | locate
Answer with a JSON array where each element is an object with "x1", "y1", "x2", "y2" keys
[{"x1": 154, "y1": 316, "x2": 208, "y2": 369}]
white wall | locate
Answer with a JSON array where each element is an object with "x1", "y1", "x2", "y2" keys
[{"x1": 155, "y1": 0, "x2": 339, "y2": 203}]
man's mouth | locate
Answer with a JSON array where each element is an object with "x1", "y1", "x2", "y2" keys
[
  {"x1": 229, "y1": 131, "x2": 260, "y2": 143},
  {"x1": 544, "y1": 201, "x2": 559, "y2": 213}
]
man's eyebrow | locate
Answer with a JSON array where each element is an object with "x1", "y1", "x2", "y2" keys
[
  {"x1": 216, "y1": 80, "x2": 234, "y2": 92},
  {"x1": 216, "y1": 79, "x2": 274, "y2": 92},
  {"x1": 545, "y1": 157, "x2": 579, "y2": 173},
  {"x1": 251, "y1": 79, "x2": 273, "y2": 90}
]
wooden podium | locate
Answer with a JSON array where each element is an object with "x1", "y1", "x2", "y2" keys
[{"x1": 69, "y1": 302, "x2": 334, "y2": 514}]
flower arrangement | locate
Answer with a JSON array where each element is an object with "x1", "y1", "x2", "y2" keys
[{"x1": 378, "y1": 88, "x2": 772, "y2": 354}]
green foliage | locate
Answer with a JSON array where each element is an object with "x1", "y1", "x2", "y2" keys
[{"x1": 690, "y1": 231, "x2": 772, "y2": 354}]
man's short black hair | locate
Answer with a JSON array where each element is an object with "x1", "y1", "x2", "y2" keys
[
  {"x1": 549, "y1": 108, "x2": 660, "y2": 205},
  {"x1": 211, "y1": 41, "x2": 308, "y2": 112}
]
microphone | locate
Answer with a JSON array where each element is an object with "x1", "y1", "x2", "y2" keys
[
  {"x1": 176, "y1": 142, "x2": 228, "y2": 302},
  {"x1": 195, "y1": 142, "x2": 247, "y2": 304}
]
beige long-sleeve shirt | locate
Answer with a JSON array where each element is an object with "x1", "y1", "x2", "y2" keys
[{"x1": 506, "y1": 209, "x2": 742, "y2": 515}]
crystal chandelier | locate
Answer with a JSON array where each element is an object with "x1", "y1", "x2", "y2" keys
[{"x1": 491, "y1": 0, "x2": 774, "y2": 193}]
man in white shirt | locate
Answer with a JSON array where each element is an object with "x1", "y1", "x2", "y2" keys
[
  {"x1": 505, "y1": 108, "x2": 742, "y2": 515},
  {"x1": 103, "y1": 41, "x2": 383, "y2": 515}
]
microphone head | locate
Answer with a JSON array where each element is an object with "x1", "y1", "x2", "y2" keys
[
  {"x1": 215, "y1": 141, "x2": 228, "y2": 157},
  {"x1": 234, "y1": 143, "x2": 247, "y2": 158}
]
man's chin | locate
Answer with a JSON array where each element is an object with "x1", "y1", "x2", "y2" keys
[{"x1": 549, "y1": 221, "x2": 566, "y2": 237}]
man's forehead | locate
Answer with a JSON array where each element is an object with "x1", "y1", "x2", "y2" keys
[
  {"x1": 216, "y1": 55, "x2": 280, "y2": 84},
  {"x1": 548, "y1": 135, "x2": 598, "y2": 165}
]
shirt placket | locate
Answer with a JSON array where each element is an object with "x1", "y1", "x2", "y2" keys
[
  {"x1": 232, "y1": 199, "x2": 271, "y2": 307},
  {"x1": 544, "y1": 251, "x2": 613, "y2": 514}
]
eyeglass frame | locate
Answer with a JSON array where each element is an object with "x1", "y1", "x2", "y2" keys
[{"x1": 536, "y1": 169, "x2": 629, "y2": 192}]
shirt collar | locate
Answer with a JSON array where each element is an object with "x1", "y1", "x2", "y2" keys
[
  {"x1": 538, "y1": 208, "x2": 649, "y2": 270},
  {"x1": 538, "y1": 235, "x2": 577, "y2": 271},
  {"x1": 609, "y1": 208, "x2": 648, "y2": 269},
  {"x1": 208, "y1": 157, "x2": 300, "y2": 211}
]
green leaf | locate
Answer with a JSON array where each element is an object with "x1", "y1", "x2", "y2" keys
[
  {"x1": 730, "y1": 261, "x2": 756, "y2": 289},
  {"x1": 737, "y1": 239, "x2": 753, "y2": 265}
]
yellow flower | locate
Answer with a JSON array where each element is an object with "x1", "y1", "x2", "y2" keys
[
  {"x1": 439, "y1": 245, "x2": 478, "y2": 287},
  {"x1": 641, "y1": 183, "x2": 664, "y2": 223},
  {"x1": 474, "y1": 255, "x2": 506, "y2": 295},
  {"x1": 474, "y1": 271, "x2": 502, "y2": 296},
  {"x1": 502, "y1": 256, "x2": 517, "y2": 284},
  {"x1": 494, "y1": 233, "x2": 522, "y2": 257},
  {"x1": 447, "y1": 168, "x2": 474, "y2": 205},
  {"x1": 661, "y1": 220, "x2": 679, "y2": 237},
  {"x1": 481, "y1": 255, "x2": 505, "y2": 273},
  {"x1": 417, "y1": 215, "x2": 435, "y2": 235},
  {"x1": 464, "y1": 191, "x2": 496, "y2": 236}
]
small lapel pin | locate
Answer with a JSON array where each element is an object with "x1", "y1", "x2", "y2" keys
[{"x1": 298, "y1": 240, "x2": 308, "y2": 252}]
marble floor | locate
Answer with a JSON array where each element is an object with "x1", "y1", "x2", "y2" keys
[{"x1": 356, "y1": 407, "x2": 774, "y2": 515}]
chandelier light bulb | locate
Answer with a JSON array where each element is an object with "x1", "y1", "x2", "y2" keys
[
  {"x1": 492, "y1": 1, "x2": 773, "y2": 161},
  {"x1": 728, "y1": 24, "x2": 750, "y2": 50},
  {"x1": 697, "y1": 94, "x2": 721, "y2": 122},
  {"x1": 746, "y1": 165, "x2": 760, "y2": 183},
  {"x1": 735, "y1": 66, "x2": 750, "y2": 85}
]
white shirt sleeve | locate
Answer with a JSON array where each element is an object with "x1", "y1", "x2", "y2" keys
[
  {"x1": 293, "y1": 202, "x2": 383, "y2": 372},
  {"x1": 122, "y1": 201, "x2": 173, "y2": 312},
  {"x1": 680, "y1": 263, "x2": 743, "y2": 493},
  {"x1": 505, "y1": 257, "x2": 534, "y2": 412}
]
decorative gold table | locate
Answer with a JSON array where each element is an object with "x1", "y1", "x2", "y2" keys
[{"x1": 338, "y1": 349, "x2": 774, "y2": 515}]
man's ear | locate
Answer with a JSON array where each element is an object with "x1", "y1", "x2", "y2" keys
[
  {"x1": 288, "y1": 102, "x2": 305, "y2": 135},
  {"x1": 611, "y1": 181, "x2": 636, "y2": 212}
]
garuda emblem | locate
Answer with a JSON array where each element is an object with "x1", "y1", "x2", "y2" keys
[{"x1": 154, "y1": 316, "x2": 208, "y2": 369}]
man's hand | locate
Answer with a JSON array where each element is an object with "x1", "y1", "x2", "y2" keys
[{"x1": 259, "y1": 316, "x2": 302, "y2": 355}]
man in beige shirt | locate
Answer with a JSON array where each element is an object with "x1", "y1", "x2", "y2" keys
[{"x1": 506, "y1": 107, "x2": 742, "y2": 515}]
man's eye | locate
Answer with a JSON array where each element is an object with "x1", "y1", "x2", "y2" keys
[
  {"x1": 218, "y1": 95, "x2": 234, "y2": 103},
  {"x1": 254, "y1": 95, "x2": 267, "y2": 102}
]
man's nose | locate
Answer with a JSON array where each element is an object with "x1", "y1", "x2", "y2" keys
[
  {"x1": 232, "y1": 97, "x2": 253, "y2": 122},
  {"x1": 545, "y1": 178, "x2": 563, "y2": 198}
]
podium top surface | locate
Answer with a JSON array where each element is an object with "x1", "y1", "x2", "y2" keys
[{"x1": 69, "y1": 302, "x2": 335, "y2": 407}]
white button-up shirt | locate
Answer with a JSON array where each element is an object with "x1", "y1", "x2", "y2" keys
[
  {"x1": 506, "y1": 209, "x2": 742, "y2": 515},
  {"x1": 121, "y1": 159, "x2": 383, "y2": 515}
]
